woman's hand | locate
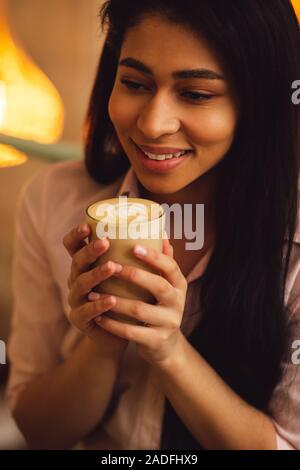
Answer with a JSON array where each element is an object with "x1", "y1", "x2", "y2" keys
[
  {"x1": 62, "y1": 223, "x2": 128, "y2": 358},
  {"x1": 96, "y1": 236, "x2": 188, "y2": 367}
]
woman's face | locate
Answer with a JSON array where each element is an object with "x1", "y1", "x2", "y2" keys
[{"x1": 108, "y1": 14, "x2": 239, "y2": 195}]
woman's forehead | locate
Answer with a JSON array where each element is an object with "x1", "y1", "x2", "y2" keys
[{"x1": 120, "y1": 16, "x2": 226, "y2": 78}]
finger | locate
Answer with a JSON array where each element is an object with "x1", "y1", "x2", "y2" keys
[
  {"x1": 96, "y1": 314, "x2": 157, "y2": 347},
  {"x1": 113, "y1": 264, "x2": 177, "y2": 307},
  {"x1": 163, "y1": 231, "x2": 174, "y2": 258},
  {"x1": 106, "y1": 296, "x2": 180, "y2": 328},
  {"x1": 68, "y1": 261, "x2": 122, "y2": 308},
  {"x1": 131, "y1": 244, "x2": 186, "y2": 291},
  {"x1": 163, "y1": 237, "x2": 174, "y2": 258},
  {"x1": 70, "y1": 237, "x2": 110, "y2": 283},
  {"x1": 70, "y1": 295, "x2": 116, "y2": 330},
  {"x1": 88, "y1": 291, "x2": 101, "y2": 301},
  {"x1": 63, "y1": 223, "x2": 90, "y2": 257}
]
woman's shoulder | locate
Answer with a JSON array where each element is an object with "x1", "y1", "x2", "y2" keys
[
  {"x1": 16, "y1": 160, "x2": 126, "y2": 242},
  {"x1": 19, "y1": 159, "x2": 124, "y2": 210},
  {"x1": 23, "y1": 159, "x2": 118, "y2": 194}
]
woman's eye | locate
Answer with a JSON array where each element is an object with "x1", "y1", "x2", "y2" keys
[
  {"x1": 120, "y1": 79, "x2": 148, "y2": 91},
  {"x1": 120, "y1": 79, "x2": 213, "y2": 102},
  {"x1": 182, "y1": 91, "x2": 214, "y2": 101}
]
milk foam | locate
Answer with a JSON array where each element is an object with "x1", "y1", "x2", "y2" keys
[
  {"x1": 96, "y1": 201, "x2": 149, "y2": 224},
  {"x1": 87, "y1": 197, "x2": 164, "y2": 239}
]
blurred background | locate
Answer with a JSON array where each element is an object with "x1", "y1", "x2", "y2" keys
[
  {"x1": 0, "y1": 0, "x2": 105, "y2": 449},
  {"x1": 0, "y1": 0, "x2": 299, "y2": 450}
]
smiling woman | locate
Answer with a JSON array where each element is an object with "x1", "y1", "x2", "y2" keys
[
  {"x1": 81, "y1": 0, "x2": 300, "y2": 450},
  {"x1": 5, "y1": 0, "x2": 300, "y2": 452},
  {"x1": 107, "y1": 16, "x2": 238, "y2": 197}
]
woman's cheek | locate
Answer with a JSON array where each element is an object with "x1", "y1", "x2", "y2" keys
[
  {"x1": 108, "y1": 91, "x2": 120, "y2": 124},
  {"x1": 189, "y1": 105, "x2": 237, "y2": 146},
  {"x1": 109, "y1": 95, "x2": 139, "y2": 132}
]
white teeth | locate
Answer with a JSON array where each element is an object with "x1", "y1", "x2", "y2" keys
[{"x1": 142, "y1": 150, "x2": 188, "y2": 160}]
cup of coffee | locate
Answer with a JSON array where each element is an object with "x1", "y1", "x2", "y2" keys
[{"x1": 86, "y1": 196, "x2": 166, "y2": 324}]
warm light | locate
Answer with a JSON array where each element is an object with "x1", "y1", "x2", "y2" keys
[
  {"x1": 292, "y1": 0, "x2": 300, "y2": 21},
  {"x1": 0, "y1": 3, "x2": 64, "y2": 146},
  {"x1": 0, "y1": 81, "x2": 6, "y2": 127},
  {"x1": 0, "y1": 144, "x2": 27, "y2": 167}
]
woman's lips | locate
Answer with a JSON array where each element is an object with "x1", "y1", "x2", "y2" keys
[{"x1": 134, "y1": 143, "x2": 191, "y2": 173}]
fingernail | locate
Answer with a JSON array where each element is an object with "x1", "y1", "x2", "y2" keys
[
  {"x1": 103, "y1": 295, "x2": 115, "y2": 305},
  {"x1": 78, "y1": 223, "x2": 88, "y2": 234},
  {"x1": 100, "y1": 262, "x2": 110, "y2": 271},
  {"x1": 95, "y1": 315, "x2": 102, "y2": 323},
  {"x1": 134, "y1": 245, "x2": 147, "y2": 256},
  {"x1": 88, "y1": 291, "x2": 101, "y2": 301},
  {"x1": 114, "y1": 263, "x2": 123, "y2": 272}
]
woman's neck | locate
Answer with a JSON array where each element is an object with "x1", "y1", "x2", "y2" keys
[{"x1": 138, "y1": 166, "x2": 219, "y2": 229}]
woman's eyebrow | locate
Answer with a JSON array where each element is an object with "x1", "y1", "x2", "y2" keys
[{"x1": 118, "y1": 57, "x2": 225, "y2": 80}]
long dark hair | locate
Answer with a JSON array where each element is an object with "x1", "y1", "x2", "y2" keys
[{"x1": 84, "y1": 0, "x2": 300, "y2": 449}]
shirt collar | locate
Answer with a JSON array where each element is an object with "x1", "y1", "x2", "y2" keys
[
  {"x1": 116, "y1": 166, "x2": 213, "y2": 284},
  {"x1": 117, "y1": 166, "x2": 141, "y2": 199}
]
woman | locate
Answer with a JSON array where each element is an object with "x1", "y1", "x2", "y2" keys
[{"x1": 6, "y1": 0, "x2": 300, "y2": 449}]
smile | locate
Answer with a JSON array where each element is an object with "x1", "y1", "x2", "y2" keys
[
  {"x1": 141, "y1": 149, "x2": 190, "y2": 160},
  {"x1": 133, "y1": 142, "x2": 192, "y2": 174}
]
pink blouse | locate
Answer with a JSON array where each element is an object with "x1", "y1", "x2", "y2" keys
[{"x1": 5, "y1": 159, "x2": 300, "y2": 450}]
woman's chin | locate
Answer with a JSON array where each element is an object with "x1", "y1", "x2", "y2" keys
[{"x1": 138, "y1": 177, "x2": 186, "y2": 197}]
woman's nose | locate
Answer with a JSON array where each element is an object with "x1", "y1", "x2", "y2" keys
[{"x1": 137, "y1": 94, "x2": 181, "y2": 138}]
